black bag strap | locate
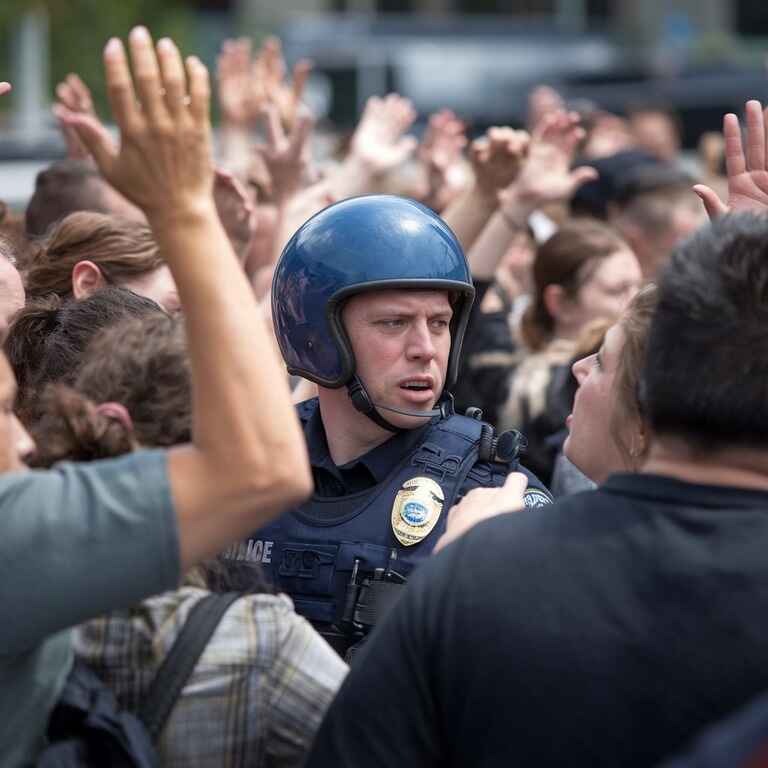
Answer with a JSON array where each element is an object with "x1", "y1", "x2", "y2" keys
[{"x1": 138, "y1": 592, "x2": 240, "y2": 741}]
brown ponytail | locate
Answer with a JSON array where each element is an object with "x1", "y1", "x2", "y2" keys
[
  {"x1": 29, "y1": 385, "x2": 135, "y2": 468},
  {"x1": 25, "y1": 211, "x2": 163, "y2": 301}
]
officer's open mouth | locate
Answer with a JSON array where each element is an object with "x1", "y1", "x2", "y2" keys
[{"x1": 401, "y1": 381, "x2": 431, "y2": 391}]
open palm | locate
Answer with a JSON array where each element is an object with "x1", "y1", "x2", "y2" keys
[{"x1": 695, "y1": 101, "x2": 768, "y2": 218}]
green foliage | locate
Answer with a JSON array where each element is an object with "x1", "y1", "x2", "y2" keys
[{"x1": 0, "y1": 0, "x2": 196, "y2": 116}]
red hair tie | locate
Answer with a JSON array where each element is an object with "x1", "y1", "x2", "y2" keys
[{"x1": 95, "y1": 402, "x2": 134, "y2": 433}]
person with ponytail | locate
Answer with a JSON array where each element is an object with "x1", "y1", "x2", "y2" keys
[
  {"x1": 3, "y1": 287, "x2": 162, "y2": 424},
  {"x1": 497, "y1": 218, "x2": 642, "y2": 482},
  {"x1": 31, "y1": 312, "x2": 347, "y2": 767}
]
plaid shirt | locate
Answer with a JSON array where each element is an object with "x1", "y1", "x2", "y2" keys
[{"x1": 73, "y1": 587, "x2": 348, "y2": 767}]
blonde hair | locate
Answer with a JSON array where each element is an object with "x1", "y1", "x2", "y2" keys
[{"x1": 609, "y1": 283, "x2": 657, "y2": 467}]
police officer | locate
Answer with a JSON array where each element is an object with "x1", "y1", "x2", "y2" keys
[{"x1": 230, "y1": 195, "x2": 551, "y2": 655}]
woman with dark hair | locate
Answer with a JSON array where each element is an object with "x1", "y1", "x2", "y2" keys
[
  {"x1": 24, "y1": 211, "x2": 180, "y2": 312},
  {"x1": 498, "y1": 219, "x2": 642, "y2": 482},
  {"x1": 33, "y1": 312, "x2": 347, "y2": 767},
  {"x1": 4, "y1": 287, "x2": 163, "y2": 424}
]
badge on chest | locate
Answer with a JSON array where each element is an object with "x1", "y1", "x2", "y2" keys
[{"x1": 391, "y1": 476, "x2": 445, "y2": 547}]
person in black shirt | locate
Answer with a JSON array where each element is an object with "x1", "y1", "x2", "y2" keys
[{"x1": 306, "y1": 101, "x2": 768, "y2": 766}]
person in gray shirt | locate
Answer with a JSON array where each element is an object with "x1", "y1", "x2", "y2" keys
[{"x1": 0, "y1": 27, "x2": 312, "y2": 767}]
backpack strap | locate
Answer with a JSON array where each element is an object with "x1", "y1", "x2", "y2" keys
[{"x1": 138, "y1": 592, "x2": 240, "y2": 741}]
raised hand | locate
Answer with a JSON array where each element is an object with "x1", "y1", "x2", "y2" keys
[
  {"x1": 419, "y1": 109, "x2": 467, "y2": 173},
  {"x1": 63, "y1": 28, "x2": 214, "y2": 224},
  {"x1": 350, "y1": 94, "x2": 418, "y2": 175},
  {"x1": 53, "y1": 72, "x2": 115, "y2": 161},
  {"x1": 502, "y1": 110, "x2": 597, "y2": 220},
  {"x1": 256, "y1": 36, "x2": 312, "y2": 132},
  {"x1": 216, "y1": 37, "x2": 256, "y2": 128},
  {"x1": 217, "y1": 36, "x2": 312, "y2": 132},
  {"x1": 694, "y1": 100, "x2": 768, "y2": 219},
  {"x1": 255, "y1": 102, "x2": 314, "y2": 203},
  {"x1": 527, "y1": 84, "x2": 565, "y2": 132},
  {"x1": 419, "y1": 109, "x2": 468, "y2": 209},
  {"x1": 0, "y1": 82, "x2": 10, "y2": 97},
  {"x1": 56, "y1": 73, "x2": 95, "y2": 118},
  {"x1": 434, "y1": 471, "x2": 528, "y2": 553},
  {"x1": 469, "y1": 126, "x2": 530, "y2": 198},
  {"x1": 213, "y1": 168, "x2": 256, "y2": 260}
]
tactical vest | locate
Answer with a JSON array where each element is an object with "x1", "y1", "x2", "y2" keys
[{"x1": 227, "y1": 398, "x2": 512, "y2": 641}]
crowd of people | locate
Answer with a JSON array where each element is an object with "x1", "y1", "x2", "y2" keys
[{"x1": 1, "y1": 22, "x2": 768, "y2": 768}]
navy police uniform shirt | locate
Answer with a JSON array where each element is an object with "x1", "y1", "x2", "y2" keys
[
  {"x1": 304, "y1": 402, "x2": 551, "y2": 505},
  {"x1": 227, "y1": 399, "x2": 551, "y2": 634}
]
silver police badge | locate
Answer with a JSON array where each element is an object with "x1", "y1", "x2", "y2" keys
[{"x1": 391, "y1": 477, "x2": 445, "y2": 547}]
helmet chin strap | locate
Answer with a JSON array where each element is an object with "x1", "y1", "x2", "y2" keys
[{"x1": 346, "y1": 375, "x2": 448, "y2": 433}]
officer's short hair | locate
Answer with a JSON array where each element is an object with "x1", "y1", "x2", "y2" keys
[{"x1": 642, "y1": 213, "x2": 768, "y2": 451}]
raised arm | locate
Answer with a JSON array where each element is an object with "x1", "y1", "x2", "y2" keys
[
  {"x1": 468, "y1": 111, "x2": 596, "y2": 282},
  {"x1": 694, "y1": 100, "x2": 768, "y2": 219},
  {"x1": 441, "y1": 127, "x2": 528, "y2": 253},
  {"x1": 65, "y1": 28, "x2": 311, "y2": 571}
]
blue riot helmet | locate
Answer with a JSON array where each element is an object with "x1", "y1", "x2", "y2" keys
[{"x1": 272, "y1": 195, "x2": 475, "y2": 430}]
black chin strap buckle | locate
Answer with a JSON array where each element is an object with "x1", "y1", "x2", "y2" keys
[
  {"x1": 347, "y1": 377, "x2": 372, "y2": 414},
  {"x1": 439, "y1": 393, "x2": 455, "y2": 419},
  {"x1": 346, "y1": 376, "x2": 401, "y2": 433}
]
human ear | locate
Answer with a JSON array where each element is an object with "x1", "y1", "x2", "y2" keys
[
  {"x1": 71, "y1": 260, "x2": 107, "y2": 299},
  {"x1": 543, "y1": 283, "x2": 568, "y2": 325}
]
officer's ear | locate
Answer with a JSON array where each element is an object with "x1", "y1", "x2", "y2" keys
[{"x1": 71, "y1": 260, "x2": 108, "y2": 299}]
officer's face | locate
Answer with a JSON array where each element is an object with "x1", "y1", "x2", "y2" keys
[
  {"x1": 564, "y1": 323, "x2": 631, "y2": 484},
  {"x1": 344, "y1": 289, "x2": 452, "y2": 430},
  {"x1": 0, "y1": 354, "x2": 34, "y2": 473}
]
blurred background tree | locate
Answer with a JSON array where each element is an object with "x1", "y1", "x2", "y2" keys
[{"x1": 0, "y1": 0, "x2": 197, "y2": 118}]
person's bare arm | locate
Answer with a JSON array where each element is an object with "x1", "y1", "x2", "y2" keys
[
  {"x1": 694, "y1": 100, "x2": 768, "y2": 219},
  {"x1": 441, "y1": 127, "x2": 528, "y2": 253},
  {"x1": 65, "y1": 28, "x2": 311, "y2": 572},
  {"x1": 467, "y1": 112, "x2": 596, "y2": 281},
  {"x1": 328, "y1": 94, "x2": 417, "y2": 199}
]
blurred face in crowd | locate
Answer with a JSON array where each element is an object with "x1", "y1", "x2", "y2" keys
[
  {"x1": 99, "y1": 181, "x2": 147, "y2": 224},
  {"x1": 498, "y1": 230, "x2": 536, "y2": 296},
  {"x1": 630, "y1": 111, "x2": 681, "y2": 163},
  {"x1": 0, "y1": 257, "x2": 24, "y2": 340},
  {"x1": 0, "y1": 354, "x2": 34, "y2": 472},
  {"x1": 119, "y1": 265, "x2": 180, "y2": 314},
  {"x1": 556, "y1": 247, "x2": 642, "y2": 338},
  {"x1": 645, "y1": 204, "x2": 706, "y2": 276},
  {"x1": 343, "y1": 289, "x2": 452, "y2": 430},
  {"x1": 564, "y1": 322, "x2": 628, "y2": 483}
]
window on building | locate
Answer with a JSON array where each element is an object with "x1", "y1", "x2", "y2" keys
[
  {"x1": 457, "y1": 0, "x2": 556, "y2": 13},
  {"x1": 735, "y1": 0, "x2": 768, "y2": 36},
  {"x1": 377, "y1": 0, "x2": 415, "y2": 11}
]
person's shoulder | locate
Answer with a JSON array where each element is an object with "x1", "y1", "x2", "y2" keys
[
  {"x1": 456, "y1": 484, "x2": 619, "y2": 557},
  {"x1": 463, "y1": 449, "x2": 555, "y2": 508},
  {"x1": 239, "y1": 591, "x2": 348, "y2": 688},
  {"x1": 0, "y1": 450, "x2": 165, "y2": 503}
]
